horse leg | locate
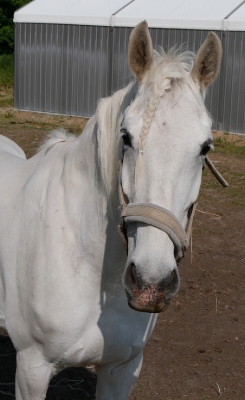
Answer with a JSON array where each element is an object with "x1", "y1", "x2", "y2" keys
[
  {"x1": 15, "y1": 347, "x2": 55, "y2": 400},
  {"x1": 95, "y1": 351, "x2": 143, "y2": 400}
]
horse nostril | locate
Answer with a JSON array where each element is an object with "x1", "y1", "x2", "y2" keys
[
  {"x1": 125, "y1": 263, "x2": 143, "y2": 290},
  {"x1": 166, "y1": 270, "x2": 175, "y2": 285},
  {"x1": 157, "y1": 269, "x2": 179, "y2": 294},
  {"x1": 131, "y1": 263, "x2": 137, "y2": 284},
  {"x1": 165, "y1": 269, "x2": 179, "y2": 297}
]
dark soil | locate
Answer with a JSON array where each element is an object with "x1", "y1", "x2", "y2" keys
[{"x1": 0, "y1": 111, "x2": 245, "y2": 400}]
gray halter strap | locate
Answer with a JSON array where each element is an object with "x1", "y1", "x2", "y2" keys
[
  {"x1": 117, "y1": 160, "x2": 197, "y2": 259},
  {"x1": 121, "y1": 203, "x2": 192, "y2": 260},
  {"x1": 118, "y1": 156, "x2": 228, "y2": 258}
]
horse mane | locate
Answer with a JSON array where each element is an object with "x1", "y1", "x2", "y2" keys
[
  {"x1": 95, "y1": 82, "x2": 137, "y2": 213},
  {"x1": 38, "y1": 129, "x2": 77, "y2": 155}
]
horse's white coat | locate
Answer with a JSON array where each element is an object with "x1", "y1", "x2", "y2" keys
[{"x1": 0, "y1": 22, "x2": 221, "y2": 399}]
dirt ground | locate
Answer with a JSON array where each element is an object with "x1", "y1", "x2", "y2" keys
[{"x1": 0, "y1": 108, "x2": 244, "y2": 400}]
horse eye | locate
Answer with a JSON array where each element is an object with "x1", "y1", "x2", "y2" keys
[
  {"x1": 200, "y1": 139, "x2": 213, "y2": 156},
  {"x1": 201, "y1": 145, "x2": 211, "y2": 156},
  {"x1": 121, "y1": 129, "x2": 131, "y2": 147}
]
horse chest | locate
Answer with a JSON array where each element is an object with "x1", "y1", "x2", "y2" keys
[{"x1": 64, "y1": 310, "x2": 156, "y2": 367}]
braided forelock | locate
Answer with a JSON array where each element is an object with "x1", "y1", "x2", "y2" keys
[{"x1": 134, "y1": 49, "x2": 196, "y2": 188}]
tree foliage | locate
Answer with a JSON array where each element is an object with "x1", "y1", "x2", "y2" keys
[{"x1": 0, "y1": 0, "x2": 31, "y2": 54}]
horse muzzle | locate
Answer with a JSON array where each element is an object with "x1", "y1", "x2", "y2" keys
[{"x1": 124, "y1": 263, "x2": 180, "y2": 313}]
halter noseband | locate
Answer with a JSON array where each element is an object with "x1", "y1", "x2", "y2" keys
[{"x1": 118, "y1": 156, "x2": 228, "y2": 259}]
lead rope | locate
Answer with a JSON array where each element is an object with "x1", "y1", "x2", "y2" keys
[{"x1": 205, "y1": 156, "x2": 229, "y2": 187}]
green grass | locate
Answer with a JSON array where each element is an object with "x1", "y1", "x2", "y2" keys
[
  {"x1": 0, "y1": 98, "x2": 13, "y2": 107},
  {"x1": 0, "y1": 54, "x2": 14, "y2": 106},
  {"x1": 199, "y1": 138, "x2": 245, "y2": 209},
  {"x1": 0, "y1": 87, "x2": 14, "y2": 107},
  {"x1": 0, "y1": 54, "x2": 14, "y2": 87},
  {"x1": 214, "y1": 136, "x2": 245, "y2": 156},
  {"x1": 4, "y1": 110, "x2": 14, "y2": 118}
]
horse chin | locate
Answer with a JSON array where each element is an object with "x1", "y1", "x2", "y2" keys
[
  {"x1": 126, "y1": 291, "x2": 170, "y2": 313},
  {"x1": 128, "y1": 300, "x2": 170, "y2": 313}
]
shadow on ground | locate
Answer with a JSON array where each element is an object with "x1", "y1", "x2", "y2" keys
[{"x1": 0, "y1": 336, "x2": 96, "y2": 399}]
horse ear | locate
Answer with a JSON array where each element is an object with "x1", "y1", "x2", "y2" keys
[
  {"x1": 191, "y1": 32, "x2": 222, "y2": 89},
  {"x1": 128, "y1": 20, "x2": 153, "y2": 81}
]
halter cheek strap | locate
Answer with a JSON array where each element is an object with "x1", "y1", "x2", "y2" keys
[
  {"x1": 117, "y1": 160, "x2": 197, "y2": 259},
  {"x1": 121, "y1": 203, "x2": 191, "y2": 260},
  {"x1": 118, "y1": 156, "x2": 227, "y2": 258}
]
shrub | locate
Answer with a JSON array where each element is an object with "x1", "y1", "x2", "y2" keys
[{"x1": 0, "y1": 0, "x2": 31, "y2": 54}]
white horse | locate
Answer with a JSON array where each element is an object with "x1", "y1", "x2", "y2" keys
[{"x1": 0, "y1": 21, "x2": 221, "y2": 399}]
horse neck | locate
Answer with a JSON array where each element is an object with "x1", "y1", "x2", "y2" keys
[{"x1": 63, "y1": 116, "x2": 126, "y2": 278}]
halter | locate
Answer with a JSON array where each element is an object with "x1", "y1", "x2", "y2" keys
[{"x1": 118, "y1": 156, "x2": 228, "y2": 259}]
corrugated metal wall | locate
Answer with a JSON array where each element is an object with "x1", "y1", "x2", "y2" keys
[
  {"x1": 15, "y1": 23, "x2": 112, "y2": 116},
  {"x1": 14, "y1": 23, "x2": 245, "y2": 133}
]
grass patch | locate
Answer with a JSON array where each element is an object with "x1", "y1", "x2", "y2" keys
[
  {"x1": 0, "y1": 87, "x2": 14, "y2": 107},
  {"x1": 0, "y1": 54, "x2": 14, "y2": 87},
  {"x1": 0, "y1": 54, "x2": 14, "y2": 106},
  {"x1": 0, "y1": 97, "x2": 13, "y2": 107},
  {"x1": 199, "y1": 142, "x2": 245, "y2": 210},
  {"x1": 4, "y1": 111, "x2": 14, "y2": 118},
  {"x1": 214, "y1": 136, "x2": 245, "y2": 156}
]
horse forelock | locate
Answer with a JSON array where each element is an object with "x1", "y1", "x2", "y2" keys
[
  {"x1": 133, "y1": 48, "x2": 207, "y2": 187},
  {"x1": 137, "y1": 48, "x2": 206, "y2": 149}
]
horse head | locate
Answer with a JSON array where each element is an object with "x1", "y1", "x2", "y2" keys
[{"x1": 120, "y1": 21, "x2": 222, "y2": 313}]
